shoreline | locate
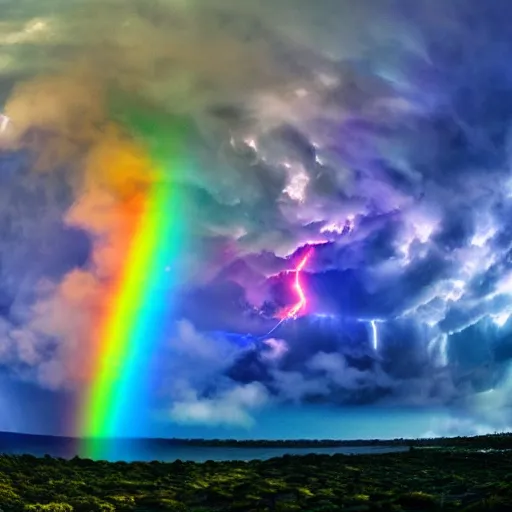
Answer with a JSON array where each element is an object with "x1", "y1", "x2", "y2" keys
[{"x1": 1, "y1": 430, "x2": 511, "y2": 448}]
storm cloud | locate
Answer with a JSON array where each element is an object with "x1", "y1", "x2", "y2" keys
[{"x1": 0, "y1": 0, "x2": 511, "y2": 436}]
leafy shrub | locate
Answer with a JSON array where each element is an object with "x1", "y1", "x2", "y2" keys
[
  {"x1": 0, "y1": 483, "x2": 23, "y2": 512},
  {"x1": 397, "y1": 491, "x2": 437, "y2": 509},
  {"x1": 24, "y1": 504, "x2": 73, "y2": 512},
  {"x1": 68, "y1": 497, "x2": 114, "y2": 512}
]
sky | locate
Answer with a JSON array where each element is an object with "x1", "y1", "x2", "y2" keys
[{"x1": 0, "y1": 0, "x2": 512, "y2": 441}]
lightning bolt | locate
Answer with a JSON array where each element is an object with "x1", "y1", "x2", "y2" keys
[
  {"x1": 281, "y1": 249, "x2": 312, "y2": 320},
  {"x1": 260, "y1": 248, "x2": 313, "y2": 339},
  {"x1": 370, "y1": 320, "x2": 379, "y2": 351}
]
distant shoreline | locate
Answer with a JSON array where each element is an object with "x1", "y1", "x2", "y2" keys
[{"x1": 1, "y1": 430, "x2": 511, "y2": 449}]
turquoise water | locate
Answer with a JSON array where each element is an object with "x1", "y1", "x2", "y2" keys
[
  {"x1": 103, "y1": 443, "x2": 408, "y2": 463},
  {"x1": 0, "y1": 433, "x2": 407, "y2": 462}
]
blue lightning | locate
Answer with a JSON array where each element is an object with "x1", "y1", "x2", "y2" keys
[{"x1": 370, "y1": 320, "x2": 379, "y2": 351}]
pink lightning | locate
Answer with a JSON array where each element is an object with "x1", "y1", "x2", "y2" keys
[
  {"x1": 259, "y1": 248, "x2": 313, "y2": 339},
  {"x1": 280, "y1": 249, "x2": 312, "y2": 320}
]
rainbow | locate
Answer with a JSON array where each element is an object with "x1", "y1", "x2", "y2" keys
[{"x1": 80, "y1": 103, "x2": 190, "y2": 459}]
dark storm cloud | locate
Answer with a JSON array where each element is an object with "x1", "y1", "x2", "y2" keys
[
  {"x1": 0, "y1": 151, "x2": 92, "y2": 395},
  {"x1": 181, "y1": 0, "x2": 512, "y2": 430},
  {"x1": 167, "y1": 0, "x2": 512, "y2": 425},
  {"x1": 0, "y1": 153, "x2": 91, "y2": 303},
  {"x1": 2, "y1": 0, "x2": 512, "y2": 434}
]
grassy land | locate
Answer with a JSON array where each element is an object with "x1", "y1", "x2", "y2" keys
[{"x1": 1, "y1": 442, "x2": 512, "y2": 511}]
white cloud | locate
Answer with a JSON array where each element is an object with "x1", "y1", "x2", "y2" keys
[
  {"x1": 170, "y1": 382, "x2": 267, "y2": 428},
  {"x1": 163, "y1": 321, "x2": 267, "y2": 427},
  {"x1": 424, "y1": 417, "x2": 512, "y2": 439},
  {"x1": 261, "y1": 338, "x2": 288, "y2": 360}
]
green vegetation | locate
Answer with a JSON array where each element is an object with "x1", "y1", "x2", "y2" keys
[{"x1": 0, "y1": 441, "x2": 512, "y2": 511}]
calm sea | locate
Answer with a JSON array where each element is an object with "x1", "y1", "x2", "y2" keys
[{"x1": 0, "y1": 433, "x2": 407, "y2": 462}]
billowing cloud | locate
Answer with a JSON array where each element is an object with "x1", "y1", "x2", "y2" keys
[
  {"x1": 170, "y1": 383, "x2": 267, "y2": 428},
  {"x1": 0, "y1": 0, "x2": 512, "y2": 437},
  {"x1": 162, "y1": 321, "x2": 267, "y2": 427}
]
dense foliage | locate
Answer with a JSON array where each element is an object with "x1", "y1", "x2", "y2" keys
[{"x1": 0, "y1": 440, "x2": 511, "y2": 511}]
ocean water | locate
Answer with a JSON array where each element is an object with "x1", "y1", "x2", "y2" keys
[{"x1": 0, "y1": 433, "x2": 407, "y2": 462}]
